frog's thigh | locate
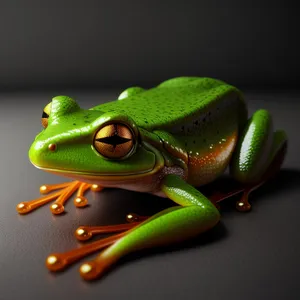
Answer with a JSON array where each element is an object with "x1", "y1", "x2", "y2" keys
[{"x1": 230, "y1": 109, "x2": 287, "y2": 184}]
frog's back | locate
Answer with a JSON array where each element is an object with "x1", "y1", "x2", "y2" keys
[{"x1": 92, "y1": 77, "x2": 247, "y2": 131}]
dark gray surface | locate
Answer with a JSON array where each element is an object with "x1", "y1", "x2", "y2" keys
[
  {"x1": 0, "y1": 90, "x2": 299, "y2": 300},
  {"x1": 0, "y1": 0, "x2": 299, "y2": 89}
]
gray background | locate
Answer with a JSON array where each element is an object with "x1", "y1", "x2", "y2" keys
[
  {"x1": 0, "y1": 0, "x2": 299, "y2": 90},
  {"x1": 0, "y1": 1, "x2": 300, "y2": 300}
]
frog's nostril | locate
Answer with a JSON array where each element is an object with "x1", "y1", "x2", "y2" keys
[{"x1": 48, "y1": 143, "x2": 57, "y2": 152}]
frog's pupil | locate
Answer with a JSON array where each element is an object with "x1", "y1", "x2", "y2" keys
[
  {"x1": 42, "y1": 111, "x2": 49, "y2": 118},
  {"x1": 96, "y1": 135, "x2": 131, "y2": 147}
]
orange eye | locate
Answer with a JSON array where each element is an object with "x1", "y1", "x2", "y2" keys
[
  {"x1": 41, "y1": 102, "x2": 52, "y2": 128},
  {"x1": 93, "y1": 123, "x2": 134, "y2": 159},
  {"x1": 41, "y1": 115, "x2": 48, "y2": 128}
]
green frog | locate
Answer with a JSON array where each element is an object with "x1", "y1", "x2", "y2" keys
[{"x1": 16, "y1": 77, "x2": 287, "y2": 281}]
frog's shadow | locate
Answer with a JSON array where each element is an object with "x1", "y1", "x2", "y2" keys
[{"x1": 84, "y1": 168, "x2": 300, "y2": 282}]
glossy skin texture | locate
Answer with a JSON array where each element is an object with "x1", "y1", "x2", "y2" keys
[
  {"x1": 24, "y1": 77, "x2": 287, "y2": 280},
  {"x1": 29, "y1": 77, "x2": 248, "y2": 187}
]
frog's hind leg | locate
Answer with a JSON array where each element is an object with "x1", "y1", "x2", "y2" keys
[
  {"x1": 229, "y1": 109, "x2": 288, "y2": 211},
  {"x1": 46, "y1": 175, "x2": 220, "y2": 281},
  {"x1": 16, "y1": 181, "x2": 103, "y2": 215}
]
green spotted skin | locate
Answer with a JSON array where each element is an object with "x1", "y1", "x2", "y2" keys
[{"x1": 92, "y1": 77, "x2": 247, "y2": 131}]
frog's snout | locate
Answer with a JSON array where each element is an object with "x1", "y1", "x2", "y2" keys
[{"x1": 28, "y1": 140, "x2": 58, "y2": 168}]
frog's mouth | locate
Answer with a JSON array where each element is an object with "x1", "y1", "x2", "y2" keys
[
  {"x1": 29, "y1": 139, "x2": 166, "y2": 184},
  {"x1": 30, "y1": 141, "x2": 165, "y2": 184},
  {"x1": 32, "y1": 163, "x2": 162, "y2": 184}
]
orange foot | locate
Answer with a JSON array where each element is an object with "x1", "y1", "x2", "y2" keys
[
  {"x1": 16, "y1": 181, "x2": 103, "y2": 215},
  {"x1": 45, "y1": 213, "x2": 148, "y2": 280},
  {"x1": 209, "y1": 186, "x2": 256, "y2": 212},
  {"x1": 210, "y1": 139, "x2": 287, "y2": 212}
]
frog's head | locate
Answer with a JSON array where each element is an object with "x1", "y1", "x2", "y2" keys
[{"x1": 29, "y1": 96, "x2": 164, "y2": 183}]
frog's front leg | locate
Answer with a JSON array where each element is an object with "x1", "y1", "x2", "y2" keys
[
  {"x1": 46, "y1": 174, "x2": 220, "y2": 280},
  {"x1": 16, "y1": 181, "x2": 103, "y2": 215},
  {"x1": 229, "y1": 109, "x2": 288, "y2": 211}
]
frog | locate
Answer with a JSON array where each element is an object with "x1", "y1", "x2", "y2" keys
[{"x1": 16, "y1": 77, "x2": 287, "y2": 281}]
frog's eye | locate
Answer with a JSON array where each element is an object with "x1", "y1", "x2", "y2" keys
[
  {"x1": 41, "y1": 102, "x2": 52, "y2": 128},
  {"x1": 93, "y1": 123, "x2": 134, "y2": 159}
]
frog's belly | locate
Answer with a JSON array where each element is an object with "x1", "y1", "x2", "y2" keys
[{"x1": 187, "y1": 130, "x2": 238, "y2": 186}]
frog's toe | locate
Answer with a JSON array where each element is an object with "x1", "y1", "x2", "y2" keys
[
  {"x1": 79, "y1": 260, "x2": 109, "y2": 281},
  {"x1": 90, "y1": 184, "x2": 103, "y2": 192},
  {"x1": 79, "y1": 261, "x2": 100, "y2": 281},
  {"x1": 73, "y1": 183, "x2": 91, "y2": 207},
  {"x1": 73, "y1": 196, "x2": 88, "y2": 208},
  {"x1": 126, "y1": 213, "x2": 148, "y2": 223},
  {"x1": 46, "y1": 253, "x2": 68, "y2": 272},
  {"x1": 75, "y1": 214, "x2": 148, "y2": 241},
  {"x1": 39, "y1": 182, "x2": 72, "y2": 194},
  {"x1": 16, "y1": 181, "x2": 103, "y2": 215},
  {"x1": 75, "y1": 227, "x2": 93, "y2": 241}
]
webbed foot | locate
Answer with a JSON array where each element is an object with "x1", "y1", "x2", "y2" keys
[
  {"x1": 45, "y1": 213, "x2": 148, "y2": 278},
  {"x1": 16, "y1": 181, "x2": 103, "y2": 215}
]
